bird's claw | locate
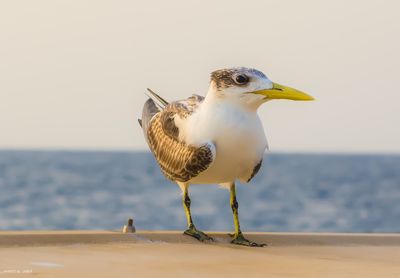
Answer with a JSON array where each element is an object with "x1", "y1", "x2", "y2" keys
[
  {"x1": 184, "y1": 227, "x2": 214, "y2": 242},
  {"x1": 231, "y1": 233, "x2": 267, "y2": 247}
]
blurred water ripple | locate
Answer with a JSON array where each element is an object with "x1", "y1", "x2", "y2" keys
[{"x1": 0, "y1": 151, "x2": 399, "y2": 232}]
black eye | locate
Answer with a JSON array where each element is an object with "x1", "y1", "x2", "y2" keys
[{"x1": 234, "y1": 74, "x2": 249, "y2": 85}]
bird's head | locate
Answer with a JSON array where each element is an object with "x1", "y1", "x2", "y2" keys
[{"x1": 209, "y1": 67, "x2": 314, "y2": 110}]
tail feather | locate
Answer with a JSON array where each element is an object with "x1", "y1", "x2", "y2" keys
[
  {"x1": 146, "y1": 88, "x2": 169, "y2": 108},
  {"x1": 138, "y1": 88, "x2": 169, "y2": 130},
  {"x1": 140, "y1": 89, "x2": 166, "y2": 133},
  {"x1": 139, "y1": 88, "x2": 169, "y2": 144}
]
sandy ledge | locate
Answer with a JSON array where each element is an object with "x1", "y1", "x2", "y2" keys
[{"x1": 0, "y1": 231, "x2": 399, "y2": 277}]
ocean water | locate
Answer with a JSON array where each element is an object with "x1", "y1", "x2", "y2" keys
[{"x1": 0, "y1": 151, "x2": 399, "y2": 232}]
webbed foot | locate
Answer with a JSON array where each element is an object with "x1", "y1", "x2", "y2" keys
[
  {"x1": 184, "y1": 226, "x2": 214, "y2": 242},
  {"x1": 231, "y1": 233, "x2": 266, "y2": 247}
]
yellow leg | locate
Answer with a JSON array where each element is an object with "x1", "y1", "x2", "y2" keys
[
  {"x1": 229, "y1": 183, "x2": 266, "y2": 247},
  {"x1": 230, "y1": 183, "x2": 241, "y2": 235},
  {"x1": 181, "y1": 186, "x2": 213, "y2": 242},
  {"x1": 182, "y1": 187, "x2": 194, "y2": 229}
]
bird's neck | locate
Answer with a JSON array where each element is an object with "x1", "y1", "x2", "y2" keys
[{"x1": 203, "y1": 89, "x2": 261, "y2": 113}]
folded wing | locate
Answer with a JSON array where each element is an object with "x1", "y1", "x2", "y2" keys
[{"x1": 139, "y1": 91, "x2": 215, "y2": 182}]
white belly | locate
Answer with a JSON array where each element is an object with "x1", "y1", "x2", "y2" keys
[{"x1": 182, "y1": 103, "x2": 268, "y2": 184}]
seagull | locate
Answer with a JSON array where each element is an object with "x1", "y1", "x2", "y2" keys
[{"x1": 138, "y1": 67, "x2": 313, "y2": 247}]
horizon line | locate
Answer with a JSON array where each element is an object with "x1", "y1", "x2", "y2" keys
[{"x1": 0, "y1": 148, "x2": 399, "y2": 156}]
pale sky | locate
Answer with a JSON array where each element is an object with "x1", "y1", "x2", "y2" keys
[{"x1": 1, "y1": 0, "x2": 399, "y2": 153}]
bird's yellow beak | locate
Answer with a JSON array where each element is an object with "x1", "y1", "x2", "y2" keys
[{"x1": 251, "y1": 82, "x2": 314, "y2": 101}]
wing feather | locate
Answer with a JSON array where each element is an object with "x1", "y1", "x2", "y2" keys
[
  {"x1": 247, "y1": 159, "x2": 263, "y2": 182},
  {"x1": 143, "y1": 94, "x2": 214, "y2": 182}
]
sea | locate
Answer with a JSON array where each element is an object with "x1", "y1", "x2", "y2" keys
[{"x1": 0, "y1": 150, "x2": 399, "y2": 232}]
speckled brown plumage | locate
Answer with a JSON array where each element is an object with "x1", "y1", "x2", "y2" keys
[
  {"x1": 143, "y1": 96, "x2": 214, "y2": 182},
  {"x1": 166, "y1": 94, "x2": 204, "y2": 118}
]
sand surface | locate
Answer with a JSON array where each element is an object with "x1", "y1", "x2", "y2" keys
[{"x1": 1, "y1": 231, "x2": 399, "y2": 277}]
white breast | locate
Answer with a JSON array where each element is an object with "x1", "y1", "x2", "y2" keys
[{"x1": 178, "y1": 99, "x2": 268, "y2": 184}]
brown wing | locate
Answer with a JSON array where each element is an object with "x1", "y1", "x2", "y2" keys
[{"x1": 144, "y1": 95, "x2": 215, "y2": 182}]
